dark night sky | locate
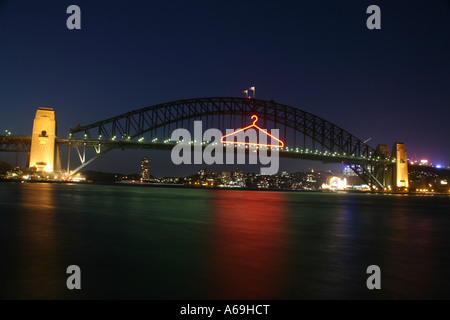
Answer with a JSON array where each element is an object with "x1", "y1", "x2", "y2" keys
[{"x1": 0, "y1": 0, "x2": 449, "y2": 176}]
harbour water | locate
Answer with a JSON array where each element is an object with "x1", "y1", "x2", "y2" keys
[{"x1": 0, "y1": 182, "x2": 449, "y2": 299}]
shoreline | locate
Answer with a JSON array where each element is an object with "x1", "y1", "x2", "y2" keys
[{"x1": 1, "y1": 179, "x2": 449, "y2": 195}]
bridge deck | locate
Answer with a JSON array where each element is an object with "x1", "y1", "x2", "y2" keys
[
  {"x1": 0, "y1": 134, "x2": 394, "y2": 168},
  {"x1": 57, "y1": 138, "x2": 391, "y2": 165}
]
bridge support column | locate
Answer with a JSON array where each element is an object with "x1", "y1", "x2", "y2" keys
[
  {"x1": 55, "y1": 144, "x2": 62, "y2": 173},
  {"x1": 67, "y1": 144, "x2": 71, "y2": 173},
  {"x1": 29, "y1": 107, "x2": 56, "y2": 173},
  {"x1": 392, "y1": 142, "x2": 409, "y2": 190}
]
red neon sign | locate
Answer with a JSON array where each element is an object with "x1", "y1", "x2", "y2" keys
[{"x1": 220, "y1": 115, "x2": 285, "y2": 148}]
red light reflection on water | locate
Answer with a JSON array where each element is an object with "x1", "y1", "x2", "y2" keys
[{"x1": 208, "y1": 190, "x2": 289, "y2": 299}]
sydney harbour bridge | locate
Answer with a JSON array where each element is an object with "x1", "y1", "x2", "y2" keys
[{"x1": 0, "y1": 97, "x2": 419, "y2": 190}]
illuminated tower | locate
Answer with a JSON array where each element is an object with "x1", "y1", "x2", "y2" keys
[
  {"x1": 29, "y1": 107, "x2": 57, "y2": 173},
  {"x1": 392, "y1": 142, "x2": 409, "y2": 188},
  {"x1": 141, "y1": 157, "x2": 151, "y2": 181}
]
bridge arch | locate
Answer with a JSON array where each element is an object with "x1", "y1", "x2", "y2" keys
[
  {"x1": 67, "y1": 97, "x2": 388, "y2": 187},
  {"x1": 71, "y1": 97, "x2": 375, "y2": 158}
]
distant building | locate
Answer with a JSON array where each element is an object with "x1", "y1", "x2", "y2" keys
[
  {"x1": 221, "y1": 171, "x2": 231, "y2": 185},
  {"x1": 198, "y1": 169, "x2": 206, "y2": 179},
  {"x1": 233, "y1": 169, "x2": 244, "y2": 181},
  {"x1": 343, "y1": 166, "x2": 357, "y2": 176},
  {"x1": 258, "y1": 179, "x2": 269, "y2": 189},
  {"x1": 141, "y1": 157, "x2": 151, "y2": 181},
  {"x1": 232, "y1": 169, "x2": 245, "y2": 187}
]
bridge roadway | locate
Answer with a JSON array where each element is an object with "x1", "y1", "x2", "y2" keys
[
  {"x1": 0, "y1": 135, "x2": 392, "y2": 166},
  {"x1": 0, "y1": 136, "x2": 31, "y2": 152}
]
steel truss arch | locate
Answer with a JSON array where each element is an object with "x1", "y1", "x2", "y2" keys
[
  {"x1": 71, "y1": 97, "x2": 376, "y2": 159},
  {"x1": 68, "y1": 97, "x2": 389, "y2": 188}
]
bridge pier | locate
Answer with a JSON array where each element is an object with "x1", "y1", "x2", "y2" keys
[
  {"x1": 392, "y1": 142, "x2": 409, "y2": 190},
  {"x1": 29, "y1": 107, "x2": 57, "y2": 173},
  {"x1": 374, "y1": 143, "x2": 409, "y2": 191}
]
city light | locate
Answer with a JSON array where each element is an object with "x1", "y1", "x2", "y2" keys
[{"x1": 321, "y1": 176, "x2": 348, "y2": 191}]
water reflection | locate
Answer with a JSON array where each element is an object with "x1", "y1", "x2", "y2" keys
[
  {"x1": 326, "y1": 195, "x2": 441, "y2": 299},
  {"x1": 384, "y1": 196, "x2": 438, "y2": 299},
  {"x1": 208, "y1": 190, "x2": 289, "y2": 299},
  {"x1": 283, "y1": 194, "x2": 367, "y2": 299},
  {"x1": 15, "y1": 183, "x2": 62, "y2": 299},
  {"x1": 1, "y1": 183, "x2": 448, "y2": 299}
]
